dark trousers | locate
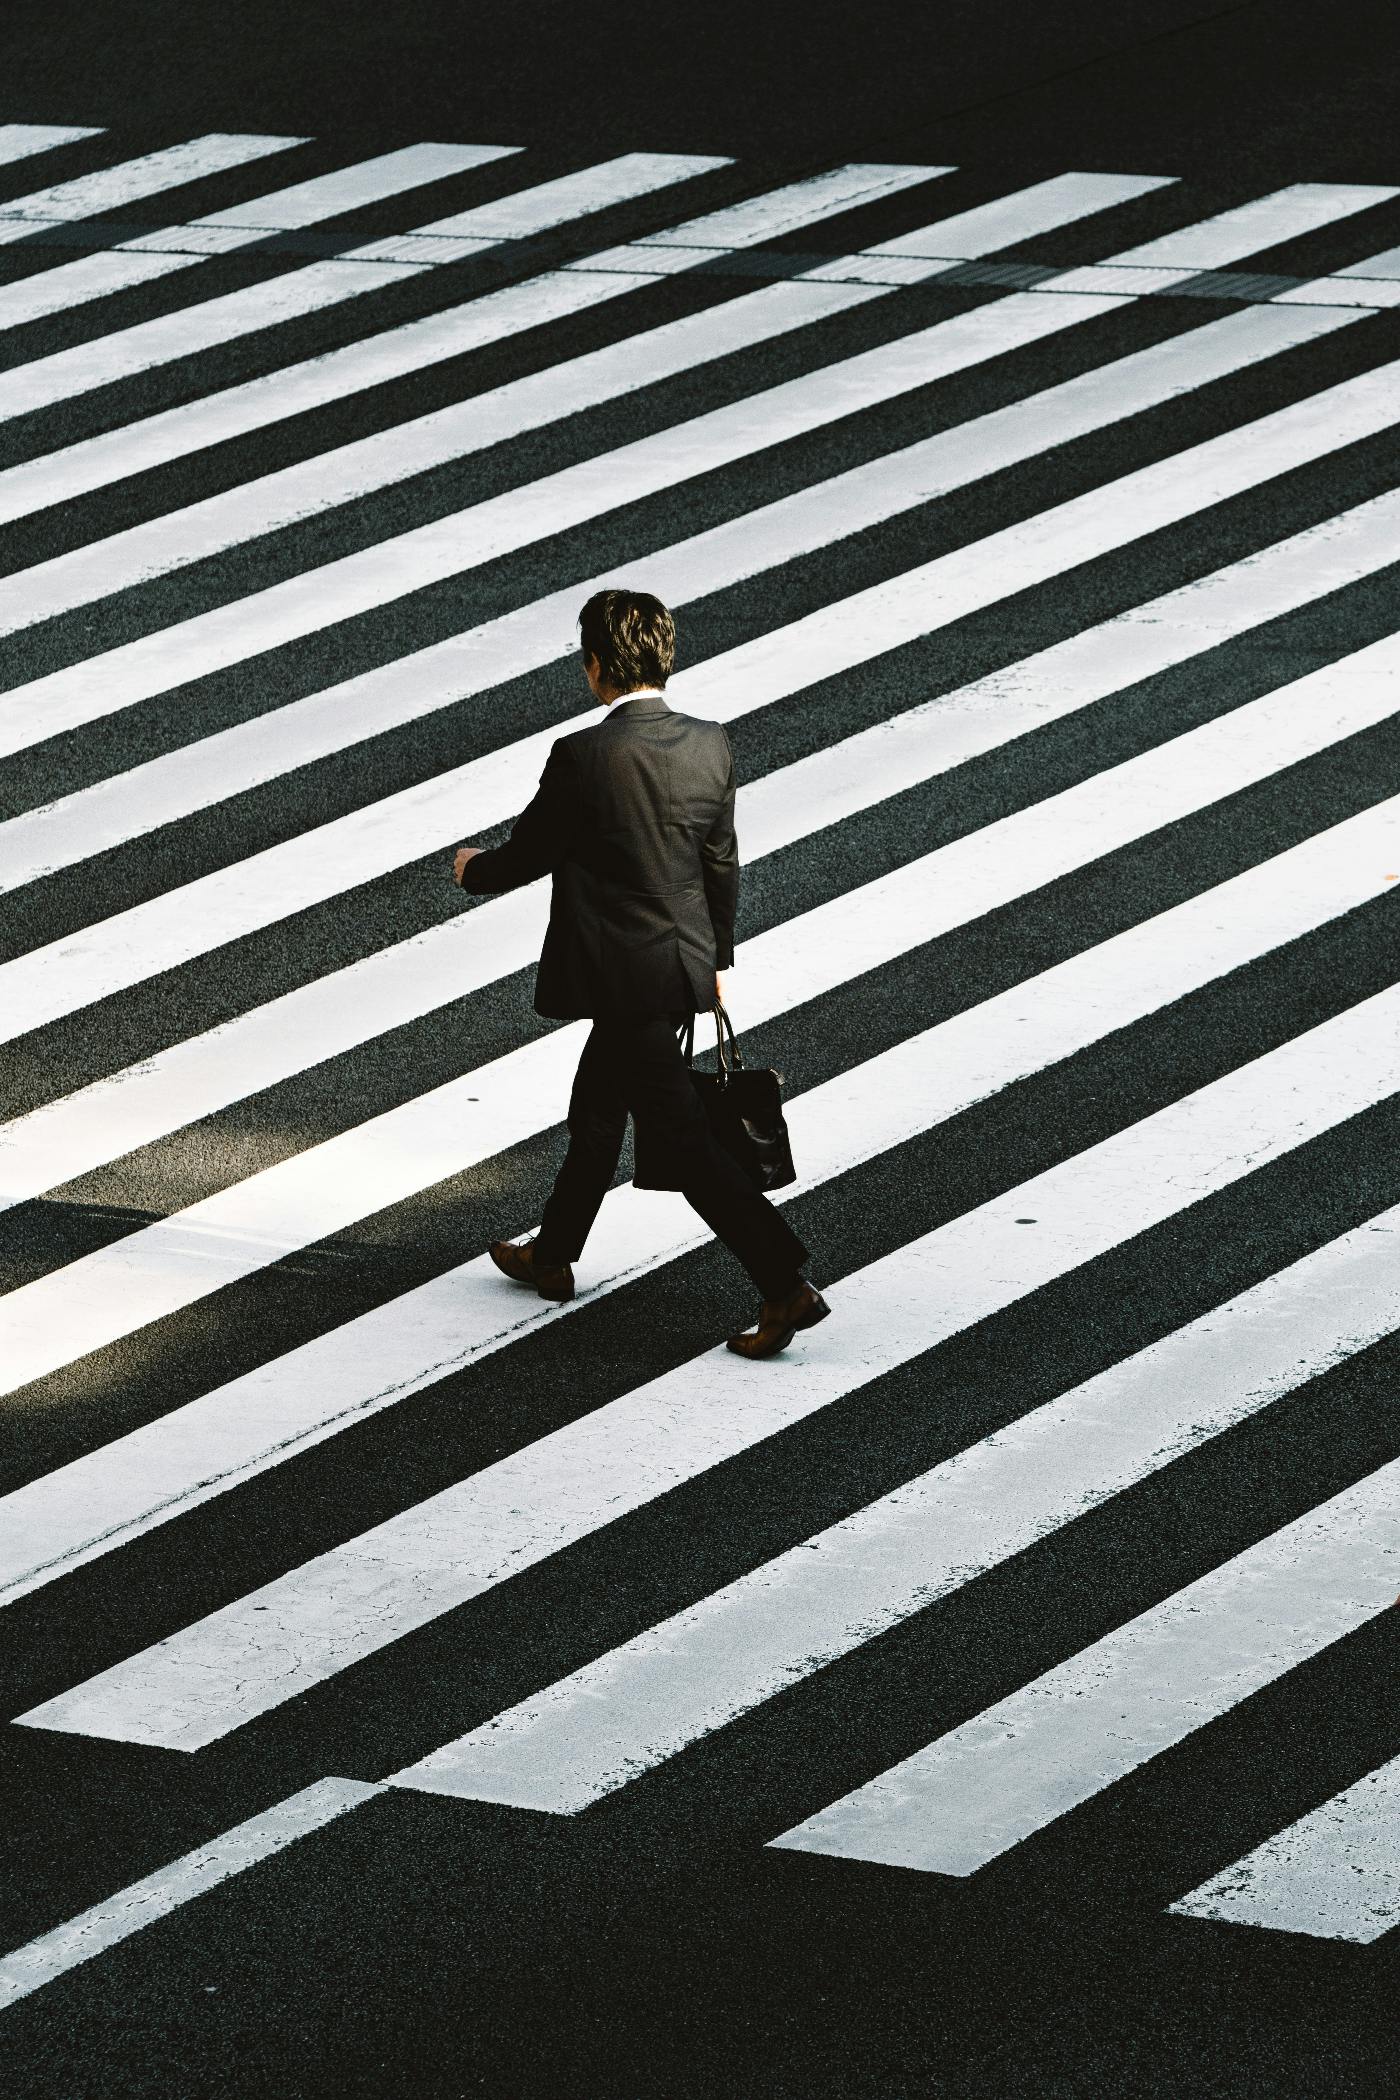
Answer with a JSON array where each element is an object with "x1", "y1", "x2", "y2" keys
[{"x1": 535, "y1": 1012, "x2": 808, "y2": 1301}]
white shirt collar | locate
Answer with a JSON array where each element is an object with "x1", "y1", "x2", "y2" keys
[{"x1": 608, "y1": 686, "x2": 666, "y2": 708}]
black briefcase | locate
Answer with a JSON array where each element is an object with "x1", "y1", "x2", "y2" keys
[{"x1": 633, "y1": 1005, "x2": 797, "y2": 1194}]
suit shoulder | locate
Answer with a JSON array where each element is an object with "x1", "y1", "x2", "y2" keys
[
  {"x1": 668, "y1": 709, "x2": 732, "y2": 751},
  {"x1": 545, "y1": 724, "x2": 591, "y2": 766}
]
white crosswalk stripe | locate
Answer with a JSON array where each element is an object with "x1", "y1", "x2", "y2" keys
[
  {"x1": 0, "y1": 181, "x2": 1197, "y2": 644},
  {"x1": 771, "y1": 1459, "x2": 1399, "y2": 1875},
  {"x1": 2, "y1": 295, "x2": 1364, "y2": 867},
  {"x1": 0, "y1": 295, "x2": 1355, "y2": 746},
  {"x1": 0, "y1": 142, "x2": 525, "y2": 331},
  {"x1": 0, "y1": 159, "x2": 939, "y2": 425},
  {"x1": 391, "y1": 1209, "x2": 1400, "y2": 1812},
  {"x1": 1169, "y1": 1754, "x2": 1400, "y2": 1943},
  {"x1": 2, "y1": 135, "x2": 1398, "y2": 2001},
  {"x1": 0, "y1": 131, "x2": 311, "y2": 241},
  {"x1": 0, "y1": 167, "x2": 1169, "y2": 526},
  {"x1": 3, "y1": 775, "x2": 1395, "y2": 1594},
  {"x1": 19, "y1": 961, "x2": 1400, "y2": 1747},
  {"x1": 5, "y1": 667, "x2": 1397, "y2": 1398},
  {"x1": 0, "y1": 1779, "x2": 383, "y2": 2013},
  {"x1": 0, "y1": 123, "x2": 106, "y2": 167},
  {"x1": 1042, "y1": 179, "x2": 1400, "y2": 290}
]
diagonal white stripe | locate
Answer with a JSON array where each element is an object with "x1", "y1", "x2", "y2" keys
[
  {"x1": 0, "y1": 124, "x2": 105, "y2": 168},
  {"x1": 0, "y1": 298, "x2": 1349, "y2": 742},
  {"x1": 0, "y1": 1779, "x2": 381, "y2": 2013},
  {"x1": 178, "y1": 141, "x2": 525, "y2": 236},
  {"x1": 1170, "y1": 1755, "x2": 1400, "y2": 1944},
  {"x1": 0, "y1": 179, "x2": 1199, "y2": 655},
  {"x1": 391, "y1": 1203, "x2": 1400, "y2": 1812},
  {"x1": 18, "y1": 952, "x2": 1400, "y2": 1750},
  {"x1": 0, "y1": 246, "x2": 251, "y2": 330},
  {"x1": 3, "y1": 584, "x2": 1398, "y2": 1229},
  {"x1": 1032, "y1": 182, "x2": 1400, "y2": 308},
  {"x1": 0, "y1": 269, "x2": 1125, "y2": 656},
  {"x1": 0, "y1": 163, "x2": 950, "y2": 526},
  {"x1": 849, "y1": 171, "x2": 1174, "y2": 263},
  {"x1": 626, "y1": 163, "x2": 950, "y2": 249},
  {"x1": 1089, "y1": 182, "x2": 1400, "y2": 274},
  {"x1": 0, "y1": 326, "x2": 1390, "y2": 1038},
  {"x1": 0, "y1": 162, "x2": 942, "y2": 424},
  {"x1": 11, "y1": 1229, "x2": 1396, "y2": 2003},
  {"x1": 0, "y1": 132, "x2": 310, "y2": 242},
  {"x1": 0, "y1": 142, "x2": 523, "y2": 331},
  {"x1": 1337, "y1": 243, "x2": 1400, "y2": 280},
  {"x1": 827, "y1": 180, "x2": 1400, "y2": 297},
  {"x1": 773, "y1": 1461, "x2": 1400, "y2": 1876},
  {"x1": 342, "y1": 150, "x2": 732, "y2": 263}
]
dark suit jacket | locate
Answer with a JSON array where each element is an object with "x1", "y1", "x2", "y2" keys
[{"x1": 460, "y1": 693, "x2": 739, "y2": 1019}]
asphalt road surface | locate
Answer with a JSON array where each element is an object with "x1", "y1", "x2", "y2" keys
[{"x1": 0, "y1": 5, "x2": 1397, "y2": 2093}]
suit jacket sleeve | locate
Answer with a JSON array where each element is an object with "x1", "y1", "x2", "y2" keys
[
  {"x1": 459, "y1": 739, "x2": 579, "y2": 895},
  {"x1": 701, "y1": 732, "x2": 739, "y2": 969}
]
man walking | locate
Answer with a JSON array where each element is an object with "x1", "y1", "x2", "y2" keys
[{"x1": 453, "y1": 588, "x2": 829, "y2": 1359}]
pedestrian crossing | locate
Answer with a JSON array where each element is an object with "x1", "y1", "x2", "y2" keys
[
  {"x1": 2, "y1": 578, "x2": 1397, "y2": 1215},
  {"x1": 0, "y1": 142, "x2": 528, "y2": 333},
  {"x1": 0, "y1": 131, "x2": 312, "y2": 245},
  {"x1": 6, "y1": 782, "x2": 1395, "y2": 1604},
  {"x1": 1170, "y1": 1751, "x2": 1400, "y2": 1944},
  {"x1": 0, "y1": 120, "x2": 1397, "y2": 2015},
  {"x1": 6, "y1": 657, "x2": 1400, "y2": 1391},
  {"x1": 0, "y1": 123, "x2": 105, "y2": 169},
  {"x1": 772, "y1": 1458, "x2": 1398, "y2": 1874},
  {"x1": 10, "y1": 321, "x2": 1400, "y2": 1031}
]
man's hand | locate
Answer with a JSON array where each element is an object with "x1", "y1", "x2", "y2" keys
[
  {"x1": 715, "y1": 970, "x2": 726, "y2": 1006},
  {"x1": 453, "y1": 845, "x2": 483, "y2": 887}
]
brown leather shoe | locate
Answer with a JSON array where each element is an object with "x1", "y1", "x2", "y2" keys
[
  {"x1": 489, "y1": 1236, "x2": 575, "y2": 1304},
  {"x1": 727, "y1": 1280, "x2": 830, "y2": 1359}
]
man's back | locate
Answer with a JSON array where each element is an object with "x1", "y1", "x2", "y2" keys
[
  {"x1": 457, "y1": 689, "x2": 738, "y2": 1019},
  {"x1": 542, "y1": 693, "x2": 737, "y2": 1018}
]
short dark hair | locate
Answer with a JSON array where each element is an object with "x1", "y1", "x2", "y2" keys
[{"x1": 578, "y1": 588, "x2": 676, "y2": 691}]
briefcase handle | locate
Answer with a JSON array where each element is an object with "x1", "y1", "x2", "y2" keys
[{"x1": 679, "y1": 1002, "x2": 744, "y2": 1083}]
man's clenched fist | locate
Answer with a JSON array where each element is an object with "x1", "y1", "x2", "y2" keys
[{"x1": 453, "y1": 845, "x2": 483, "y2": 886}]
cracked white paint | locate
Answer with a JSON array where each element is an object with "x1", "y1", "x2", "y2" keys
[
  {"x1": 0, "y1": 142, "x2": 524, "y2": 333},
  {"x1": 774, "y1": 1463, "x2": 1399, "y2": 1874},
  {"x1": 0, "y1": 124, "x2": 106, "y2": 165},
  {"x1": 389, "y1": 1214, "x2": 1400, "y2": 1811},
  {"x1": 0, "y1": 133, "x2": 309, "y2": 245},
  {"x1": 1171, "y1": 1753, "x2": 1400, "y2": 1942}
]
